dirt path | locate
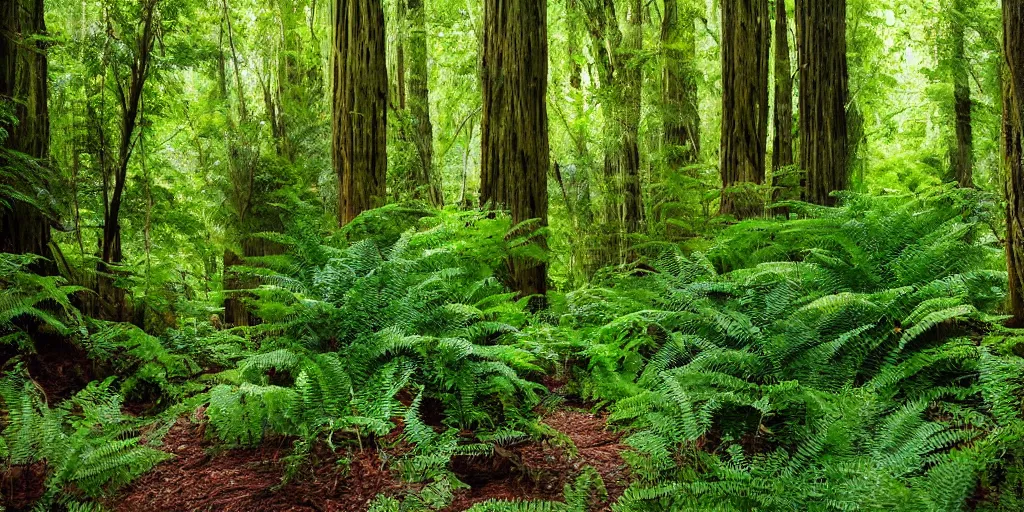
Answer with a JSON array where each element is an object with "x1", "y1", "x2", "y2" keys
[{"x1": 111, "y1": 408, "x2": 629, "y2": 511}]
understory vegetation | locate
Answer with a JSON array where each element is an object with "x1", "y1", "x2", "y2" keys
[
  {"x1": 7, "y1": 0, "x2": 1024, "y2": 510},
  {"x1": 4, "y1": 189, "x2": 1024, "y2": 511}
]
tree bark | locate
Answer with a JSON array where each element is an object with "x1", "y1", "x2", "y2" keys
[
  {"x1": 480, "y1": 0, "x2": 549, "y2": 306},
  {"x1": 771, "y1": 0, "x2": 795, "y2": 213},
  {"x1": 333, "y1": 0, "x2": 388, "y2": 226},
  {"x1": 1003, "y1": 0, "x2": 1024, "y2": 326},
  {"x1": 408, "y1": 0, "x2": 442, "y2": 206},
  {"x1": 720, "y1": 0, "x2": 769, "y2": 219},
  {"x1": 0, "y1": 0, "x2": 54, "y2": 273},
  {"x1": 662, "y1": 0, "x2": 700, "y2": 168},
  {"x1": 795, "y1": 0, "x2": 849, "y2": 206},
  {"x1": 951, "y1": 0, "x2": 973, "y2": 188},
  {"x1": 621, "y1": 0, "x2": 643, "y2": 233}
]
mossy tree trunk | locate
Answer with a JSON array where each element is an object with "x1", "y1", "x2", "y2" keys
[
  {"x1": 480, "y1": 0, "x2": 549, "y2": 307},
  {"x1": 333, "y1": 0, "x2": 388, "y2": 226},
  {"x1": 720, "y1": 0, "x2": 769, "y2": 219},
  {"x1": 408, "y1": 0, "x2": 442, "y2": 206},
  {"x1": 796, "y1": 0, "x2": 849, "y2": 206},
  {"x1": 1003, "y1": 0, "x2": 1024, "y2": 326},
  {"x1": 0, "y1": 0, "x2": 54, "y2": 274},
  {"x1": 621, "y1": 0, "x2": 643, "y2": 233},
  {"x1": 951, "y1": 0, "x2": 974, "y2": 189},
  {"x1": 662, "y1": 0, "x2": 700, "y2": 169}
]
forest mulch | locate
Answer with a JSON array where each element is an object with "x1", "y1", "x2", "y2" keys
[{"x1": 110, "y1": 408, "x2": 629, "y2": 512}]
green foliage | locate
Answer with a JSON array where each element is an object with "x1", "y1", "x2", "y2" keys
[
  {"x1": 559, "y1": 189, "x2": 1019, "y2": 511},
  {"x1": 0, "y1": 370, "x2": 170, "y2": 510},
  {"x1": 0, "y1": 253, "x2": 85, "y2": 348}
]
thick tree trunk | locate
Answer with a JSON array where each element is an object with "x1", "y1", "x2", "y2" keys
[
  {"x1": 621, "y1": 0, "x2": 643, "y2": 233},
  {"x1": 480, "y1": 0, "x2": 549, "y2": 306},
  {"x1": 951, "y1": 0, "x2": 973, "y2": 189},
  {"x1": 771, "y1": 0, "x2": 795, "y2": 213},
  {"x1": 796, "y1": 0, "x2": 849, "y2": 206},
  {"x1": 408, "y1": 0, "x2": 442, "y2": 206},
  {"x1": 333, "y1": 0, "x2": 388, "y2": 226},
  {"x1": 662, "y1": 0, "x2": 700, "y2": 168},
  {"x1": 1003, "y1": 0, "x2": 1024, "y2": 326},
  {"x1": 0, "y1": 0, "x2": 54, "y2": 273},
  {"x1": 720, "y1": 0, "x2": 769, "y2": 219}
]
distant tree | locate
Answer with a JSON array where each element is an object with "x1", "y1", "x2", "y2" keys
[
  {"x1": 662, "y1": 0, "x2": 700, "y2": 168},
  {"x1": 332, "y1": 0, "x2": 387, "y2": 226},
  {"x1": 771, "y1": 0, "x2": 795, "y2": 213},
  {"x1": 408, "y1": 0, "x2": 442, "y2": 206},
  {"x1": 480, "y1": 0, "x2": 549, "y2": 306},
  {"x1": 97, "y1": 0, "x2": 161, "y2": 320},
  {"x1": 949, "y1": 0, "x2": 974, "y2": 188}
]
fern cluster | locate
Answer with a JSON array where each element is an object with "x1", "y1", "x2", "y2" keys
[
  {"x1": 562, "y1": 189, "x2": 1021, "y2": 511},
  {"x1": 0, "y1": 369, "x2": 170, "y2": 510},
  {"x1": 205, "y1": 209, "x2": 549, "y2": 499}
]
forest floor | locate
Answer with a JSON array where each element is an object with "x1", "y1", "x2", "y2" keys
[{"x1": 107, "y1": 405, "x2": 628, "y2": 512}]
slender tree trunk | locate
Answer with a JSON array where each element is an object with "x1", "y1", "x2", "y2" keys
[
  {"x1": 951, "y1": 0, "x2": 973, "y2": 188},
  {"x1": 0, "y1": 0, "x2": 54, "y2": 273},
  {"x1": 333, "y1": 0, "x2": 388, "y2": 226},
  {"x1": 796, "y1": 0, "x2": 848, "y2": 206},
  {"x1": 1003, "y1": 0, "x2": 1024, "y2": 326},
  {"x1": 567, "y1": 0, "x2": 583, "y2": 90},
  {"x1": 621, "y1": 0, "x2": 643, "y2": 233},
  {"x1": 720, "y1": 0, "x2": 769, "y2": 219},
  {"x1": 480, "y1": 0, "x2": 549, "y2": 306},
  {"x1": 408, "y1": 0, "x2": 442, "y2": 206},
  {"x1": 662, "y1": 0, "x2": 700, "y2": 168},
  {"x1": 98, "y1": 0, "x2": 159, "y2": 320},
  {"x1": 771, "y1": 0, "x2": 794, "y2": 214},
  {"x1": 396, "y1": 0, "x2": 407, "y2": 111}
]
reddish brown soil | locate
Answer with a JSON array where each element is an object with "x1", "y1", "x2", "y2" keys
[
  {"x1": 113, "y1": 412, "x2": 403, "y2": 512},
  {"x1": 446, "y1": 409, "x2": 629, "y2": 511},
  {"x1": 1, "y1": 462, "x2": 47, "y2": 510},
  {"x1": 110, "y1": 408, "x2": 628, "y2": 512}
]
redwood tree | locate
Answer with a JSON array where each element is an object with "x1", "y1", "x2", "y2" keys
[
  {"x1": 950, "y1": 0, "x2": 974, "y2": 188},
  {"x1": 408, "y1": 0, "x2": 441, "y2": 206},
  {"x1": 796, "y1": 0, "x2": 849, "y2": 206},
  {"x1": 1003, "y1": 0, "x2": 1024, "y2": 325},
  {"x1": 333, "y1": 0, "x2": 387, "y2": 226},
  {"x1": 0, "y1": 0, "x2": 53, "y2": 270},
  {"x1": 662, "y1": 0, "x2": 700, "y2": 168},
  {"x1": 720, "y1": 0, "x2": 770, "y2": 218},
  {"x1": 771, "y1": 0, "x2": 795, "y2": 211},
  {"x1": 480, "y1": 0, "x2": 549, "y2": 304}
]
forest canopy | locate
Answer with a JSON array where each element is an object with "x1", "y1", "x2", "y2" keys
[{"x1": 4, "y1": 0, "x2": 1024, "y2": 510}]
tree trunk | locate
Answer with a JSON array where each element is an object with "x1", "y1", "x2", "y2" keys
[
  {"x1": 796, "y1": 0, "x2": 849, "y2": 206},
  {"x1": 567, "y1": 0, "x2": 583, "y2": 90},
  {"x1": 98, "y1": 0, "x2": 159, "y2": 321},
  {"x1": 408, "y1": 0, "x2": 442, "y2": 206},
  {"x1": 0, "y1": 0, "x2": 54, "y2": 273},
  {"x1": 771, "y1": 0, "x2": 795, "y2": 214},
  {"x1": 621, "y1": 0, "x2": 643, "y2": 233},
  {"x1": 1003, "y1": 0, "x2": 1024, "y2": 326},
  {"x1": 951, "y1": 0, "x2": 973, "y2": 188},
  {"x1": 662, "y1": 0, "x2": 700, "y2": 168},
  {"x1": 720, "y1": 0, "x2": 769, "y2": 219},
  {"x1": 333, "y1": 0, "x2": 388, "y2": 226},
  {"x1": 480, "y1": 0, "x2": 549, "y2": 306}
]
